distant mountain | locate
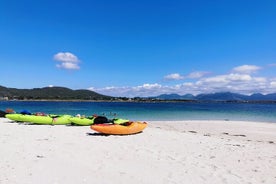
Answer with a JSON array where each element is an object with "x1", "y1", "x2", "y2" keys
[
  {"x1": 0, "y1": 85, "x2": 113, "y2": 100},
  {"x1": 249, "y1": 93, "x2": 265, "y2": 100},
  {"x1": 154, "y1": 92, "x2": 276, "y2": 101},
  {"x1": 260, "y1": 93, "x2": 276, "y2": 101},
  {"x1": 195, "y1": 92, "x2": 248, "y2": 101},
  {"x1": 2, "y1": 85, "x2": 276, "y2": 101},
  {"x1": 156, "y1": 93, "x2": 195, "y2": 100}
]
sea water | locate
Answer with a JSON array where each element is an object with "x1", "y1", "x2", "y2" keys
[{"x1": 0, "y1": 101, "x2": 276, "y2": 123}]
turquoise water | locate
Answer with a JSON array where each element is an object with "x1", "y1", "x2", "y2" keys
[{"x1": 1, "y1": 101, "x2": 276, "y2": 123}]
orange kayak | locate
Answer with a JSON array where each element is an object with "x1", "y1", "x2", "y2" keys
[{"x1": 90, "y1": 122, "x2": 147, "y2": 135}]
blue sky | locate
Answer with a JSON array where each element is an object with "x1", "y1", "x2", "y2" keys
[{"x1": 0, "y1": 0, "x2": 276, "y2": 97}]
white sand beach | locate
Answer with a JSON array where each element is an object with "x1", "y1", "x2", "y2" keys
[{"x1": 1, "y1": 118, "x2": 276, "y2": 184}]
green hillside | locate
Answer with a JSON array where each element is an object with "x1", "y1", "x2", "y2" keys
[{"x1": 0, "y1": 86, "x2": 113, "y2": 100}]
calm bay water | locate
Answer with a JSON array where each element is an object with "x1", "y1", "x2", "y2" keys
[{"x1": 1, "y1": 101, "x2": 276, "y2": 123}]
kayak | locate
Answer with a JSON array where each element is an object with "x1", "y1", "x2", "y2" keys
[
  {"x1": 6, "y1": 113, "x2": 72, "y2": 125},
  {"x1": 70, "y1": 116, "x2": 111, "y2": 126},
  {"x1": 69, "y1": 116, "x2": 94, "y2": 126},
  {"x1": 26, "y1": 114, "x2": 72, "y2": 125},
  {"x1": 70, "y1": 116, "x2": 131, "y2": 126},
  {"x1": 5, "y1": 113, "x2": 24, "y2": 122},
  {"x1": 90, "y1": 122, "x2": 148, "y2": 135}
]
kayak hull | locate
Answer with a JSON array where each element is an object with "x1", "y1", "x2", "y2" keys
[
  {"x1": 69, "y1": 117, "x2": 94, "y2": 126},
  {"x1": 6, "y1": 114, "x2": 72, "y2": 125},
  {"x1": 5, "y1": 114, "x2": 24, "y2": 122},
  {"x1": 27, "y1": 115, "x2": 72, "y2": 125},
  {"x1": 90, "y1": 122, "x2": 147, "y2": 135}
]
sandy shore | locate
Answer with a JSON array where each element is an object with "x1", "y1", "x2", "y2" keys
[{"x1": 1, "y1": 118, "x2": 276, "y2": 184}]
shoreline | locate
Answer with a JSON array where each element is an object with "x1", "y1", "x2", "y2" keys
[
  {"x1": 1, "y1": 118, "x2": 276, "y2": 184},
  {"x1": 2, "y1": 99, "x2": 276, "y2": 104}
]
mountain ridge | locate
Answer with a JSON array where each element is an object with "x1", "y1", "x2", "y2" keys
[
  {"x1": 1, "y1": 85, "x2": 276, "y2": 101},
  {"x1": 154, "y1": 92, "x2": 276, "y2": 101}
]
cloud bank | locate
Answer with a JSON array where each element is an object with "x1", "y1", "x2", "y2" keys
[
  {"x1": 164, "y1": 73, "x2": 184, "y2": 80},
  {"x1": 53, "y1": 52, "x2": 80, "y2": 70},
  {"x1": 164, "y1": 71, "x2": 209, "y2": 81},
  {"x1": 232, "y1": 65, "x2": 261, "y2": 74},
  {"x1": 89, "y1": 64, "x2": 276, "y2": 97}
]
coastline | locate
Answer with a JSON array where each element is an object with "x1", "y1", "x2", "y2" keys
[
  {"x1": 2, "y1": 99, "x2": 276, "y2": 104},
  {"x1": 1, "y1": 118, "x2": 276, "y2": 184}
]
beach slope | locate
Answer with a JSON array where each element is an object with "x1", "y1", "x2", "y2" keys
[{"x1": 0, "y1": 118, "x2": 276, "y2": 184}]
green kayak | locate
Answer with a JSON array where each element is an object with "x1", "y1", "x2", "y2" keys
[
  {"x1": 6, "y1": 113, "x2": 72, "y2": 125},
  {"x1": 112, "y1": 118, "x2": 129, "y2": 125},
  {"x1": 69, "y1": 116, "x2": 95, "y2": 126},
  {"x1": 5, "y1": 113, "x2": 25, "y2": 122}
]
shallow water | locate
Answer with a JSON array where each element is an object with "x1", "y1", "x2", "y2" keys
[{"x1": 1, "y1": 101, "x2": 276, "y2": 122}]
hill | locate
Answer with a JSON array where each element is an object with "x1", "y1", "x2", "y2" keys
[
  {"x1": 0, "y1": 86, "x2": 113, "y2": 101},
  {"x1": 154, "y1": 92, "x2": 276, "y2": 101},
  {"x1": 2, "y1": 85, "x2": 276, "y2": 102}
]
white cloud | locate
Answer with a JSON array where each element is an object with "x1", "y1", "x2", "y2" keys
[
  {"x1": 195, "y1": 73, "x2": 270, "y2": 94},
  {"x1": 89, "y1": 86, "x2": 135, "y2": 97},
  {"x1": 254, "y1": 77, "x2": 266, "y2": 83},
  {"x1": 137, "y1": 83, "x2": 162, "y2": 89},
  {"x1": 88, "y1": 64, "x2": 276, "y2": 97},
  {"x1": 90, "y1": 83, "x2": 165, "y2": 97},
  {"x1": 53, "y1": 52, "x2": 80, "y2": 70},
  {"x1": 187, "y1": 71, "x2": 209, "y2": 79},
  {"x1": 164, "y1": 73, "x2": 184, "y2": 80},
  {"x1": 182, "y1": 82, "x2": 193, "y2": 86},
  {"x1": 227, "y1": 73, "x2": 252, "y2": 81},
  {"x1": 54, "y1": 52, "x2": 79, "y2": 63},
  {"x1": 164, "y1": 71, "x2": 209, "y2": 81},
  {"x1": 56, "y1": 62, "x2": 80, "y2": 70},
  {"x1": 232, "y1": 65, "x2": 261, "y2": 74},
  {"x1": 270, "y1": 81, "x2": 276, "y2": 87},
  {"x1": 90, "y1": 72, "x2": 276, "y2": 97}
]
